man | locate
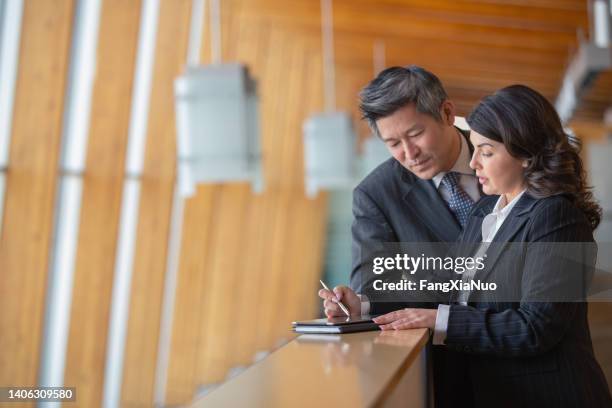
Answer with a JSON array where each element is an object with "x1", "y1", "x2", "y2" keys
[{"x1": 318, "y1": 65, "x2": 481, "y2": 407}]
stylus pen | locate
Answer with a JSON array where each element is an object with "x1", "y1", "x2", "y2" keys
[{"x1": 319, "y1": 279, "x2": 351, "y2": 317}]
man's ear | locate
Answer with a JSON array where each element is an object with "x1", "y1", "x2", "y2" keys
[{"x1": 440, "y1": 100, "x2": 456, "y2": 126}]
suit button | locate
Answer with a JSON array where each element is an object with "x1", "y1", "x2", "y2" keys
[{"x1": 463, "y1": 346, "x2": 472, "y2": 352}]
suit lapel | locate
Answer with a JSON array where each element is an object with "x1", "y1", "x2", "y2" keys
[
  {"x1": 396, "y1": 129, "x2": 479, "y2": 243},
  {"x1": 474, "y1": 194, "x2": 538, "y2": 282},
  {"x1": 401, "y1": 173, "x2": 461, "y2": 242}
]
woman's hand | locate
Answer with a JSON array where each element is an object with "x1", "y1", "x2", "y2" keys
[{"x1": 373, "y1": 308, "x2": 437, "y2": 330}]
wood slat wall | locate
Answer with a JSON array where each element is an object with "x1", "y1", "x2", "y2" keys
[
  {"x1": 164, "y1": 1, "x2": 327, "y2": 404},
  {"x1": 63, "y1": 1, "x2": 142, "y2": 407},
  {"x1": 0, "y1": 0, "x2": 322, "y2": 407},
  {"x1": 120, "y1": 0, "x2": 192, "y2": 406},
  {"x1": 0, "y1": 0, "x2": 75, "y2": 394}
]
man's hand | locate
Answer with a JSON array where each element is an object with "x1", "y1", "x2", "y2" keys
[
  {"x1": 372, "y1": 308, "x2": 437, "y2": 330},
  {"x1": 318, "y1": 285, "x2": 361, "y2": 318}
]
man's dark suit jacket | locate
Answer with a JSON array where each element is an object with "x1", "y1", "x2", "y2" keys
[
  {"x1": 350, "y1": 156, "x2": 467, "y2": 314},
  {"x1": 349, "y1": 129, "x2": 475, "y2": 408},
  {"x1": 445, "y1": 193, "x2": 612, "y2": 407}
]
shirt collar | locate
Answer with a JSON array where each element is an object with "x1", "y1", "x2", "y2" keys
[
  {"x1": 491, "y1": 189, "x2": 527, "y2": 218},
  {"x1": 432, "y1": 129, "x2": 474, "y2": 188}
]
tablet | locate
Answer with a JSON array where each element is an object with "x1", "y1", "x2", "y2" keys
[{"x1": 291, "y1": 315, "x2": 380, "y2": 334}]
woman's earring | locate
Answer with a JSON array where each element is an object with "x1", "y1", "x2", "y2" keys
[{"x1": 522, "y1": 160, "x2": 529, "y2": 168}]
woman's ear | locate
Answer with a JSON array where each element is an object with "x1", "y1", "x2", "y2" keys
[{"x1": 522, "y1": 159, "x2": 529, "y2": 168}]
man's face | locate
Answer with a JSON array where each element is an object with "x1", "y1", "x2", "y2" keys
[{"x1": 376, "y1": 102, "x2": 458, "y2": 180}]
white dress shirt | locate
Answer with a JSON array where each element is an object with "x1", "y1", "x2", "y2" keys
[
  {"x1": 358, "y1": 130, "x2": 480, "y2": 315},
  {"x1": 433, "y1": 190, "x2": 527, "y2": 345}
]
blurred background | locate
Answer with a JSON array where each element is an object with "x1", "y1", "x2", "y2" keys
[{"x1": 0, "y1": 0, "x2": 611, "y2": 406}]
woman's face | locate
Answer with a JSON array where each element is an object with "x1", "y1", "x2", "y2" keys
[{"x1": 469, "y1": 130, "x2": 526, "y2": 199}]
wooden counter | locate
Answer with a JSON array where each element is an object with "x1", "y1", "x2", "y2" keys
[{"x1": 190, "y1": 328, "x2": 430, "y2": 408}]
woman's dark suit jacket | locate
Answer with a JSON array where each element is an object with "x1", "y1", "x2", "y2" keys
[{"x1": 444, "y1": 193, "x2": 612, "y2": 408}]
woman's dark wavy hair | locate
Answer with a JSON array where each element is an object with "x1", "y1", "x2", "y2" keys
[{"x1": 467, "y1": 84, "x2": 602, "y2": 230}]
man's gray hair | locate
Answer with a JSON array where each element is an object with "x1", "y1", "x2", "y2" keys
[{"x1": 359, "y1": 65, "x2": 448, "y2": 137}]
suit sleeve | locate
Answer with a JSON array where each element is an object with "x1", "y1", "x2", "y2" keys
[
  {"x1": 350, "y1": 186, "x2": 396, "y2": 300},
  {"x1": 350, "y1": 186, "x2": 444, "y2": 314},
  {"x1": 445, "y1": 199, "x2": 595, "y2": 356}
]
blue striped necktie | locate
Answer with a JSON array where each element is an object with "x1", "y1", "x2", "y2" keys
[{"x1": 440, "y1": 171, "x2": 474, "y2": 228}]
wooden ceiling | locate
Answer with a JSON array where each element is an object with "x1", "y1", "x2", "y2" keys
[
  {"x1": 241, "y1": 0, "x2": 609, "y2": 130},
  {"x1": 332, "y1": 0, "x2": 604, "y2": 123},
  {"x1": 574, "y1": 70, "x2": 612, "y2": 122}
]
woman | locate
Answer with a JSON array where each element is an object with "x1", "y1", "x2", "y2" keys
[{"x1": 372, "y1": 85, "x2": 612, "y2": 407}]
